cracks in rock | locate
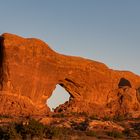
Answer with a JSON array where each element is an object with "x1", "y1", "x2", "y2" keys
[
  {"x1": 59, "y1": 78, "x2": 82, "y2": 99},
  {"x1": 136, "y1": 87, "x2": 140, "y2": 102},
  {"x1": 65, "y1": 78, "x2": 81, "y2": 88}
]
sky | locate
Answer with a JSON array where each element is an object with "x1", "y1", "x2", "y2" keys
[{"x1": 0, "y1": 0, "x2": 140, "y2": 110}]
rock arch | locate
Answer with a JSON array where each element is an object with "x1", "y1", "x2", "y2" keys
[
  {"x1": 47, "y1": 84, "x2": 70, "y2": 111},
  {"x1": 0, "y1": 33, "x2": 140, "y2": 117}
]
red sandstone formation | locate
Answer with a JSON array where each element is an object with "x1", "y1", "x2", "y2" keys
[{"x1": 0, "y1": 33, "x2": 140, "y2": 117}]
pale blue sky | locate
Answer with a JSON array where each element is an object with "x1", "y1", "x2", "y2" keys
[{"x1": 0, "y1": 0, "x2": 140, "y2": 109}]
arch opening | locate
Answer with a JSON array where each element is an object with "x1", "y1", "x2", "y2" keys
[
  {"x1": 118, "y1": 78, "x2": 131, "y2": 88},
  {"x1": 47, "y1": 84, "x2": 71, "y2": 111}
]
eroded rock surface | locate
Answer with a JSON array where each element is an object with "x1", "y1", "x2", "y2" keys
[{"x1": 0, "y1": 33, "x2": 140, "y2": 117}]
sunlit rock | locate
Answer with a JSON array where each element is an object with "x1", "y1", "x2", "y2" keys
[{"x1": 0, "y1": 33, "x2": 140, "y2": 117}]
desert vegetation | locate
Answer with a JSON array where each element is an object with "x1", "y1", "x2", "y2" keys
[{"x1": 0, "y1": 113, "x2": 139, "y2": 140}]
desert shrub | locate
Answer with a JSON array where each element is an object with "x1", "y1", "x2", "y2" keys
[
  {"x1": 70, "y1": 112, "x2": 88, "y2": 117},
  {"x1": 44, "y1": 126, "x2": 65, "y2": 139},
  {"x1": 113, "y1": 115, "x2": 125, "y2": 121},
  {"x1": 0, "y1": 124, "x2": 21, "y2": 140},
  {"x1": 132, "y1": 117, "x2": 140, "y2": 121},
  {"x1": 44, "y1": 126, "x2": 72, "y2": 139},
  {"x1": 85, "y1": 130, "x2": 97, "y2": 137},
  {"x1": 27, "y1": 118, "x2": 45, "y2": 136},
  {"x1": 0, "y1": 115, "x2": 13, "y2": 119},
  {"x1": 78, "y1": 112, "x2": 88, "y2": 117},
  {"x1": 15, "y1": 118, "x2": 45, "y2": 139},
  {"x1": 123, "y1": 128, "x2": 132, "y2": 137},
  {"x1": 0, "y1": 119, "x2": 75, "y2": 139},
  {"x1": 71, "y1": 112, "x2": 77, "y2": 116},
  {"x1": 89, "y1": 114, "x2": 98, "y2": 120},
  {"x1": 130, "y1": 122, "x2": 140, "y2": 136},
  {"x1": 52, "y1": 113, "x2": 65, "y2": 118},
  {"x1": 103, "y1": 116, "x2": 111, "y2": 121},
  {"x1": 124, "y1": 129, "x2": 140, "y2": 137},
  {"x1": 71, "y1": 121, "x2": 88, "y2": 131},
  {"x1": 107, "y1": 130, "x2": 123, "y2": 138},
  {"x1": 132, "y1": 122, "x2": 140, "y2": 130}
]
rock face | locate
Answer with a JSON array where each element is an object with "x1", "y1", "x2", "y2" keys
[{"x1": 0, "y1": 33, "x2": 140, "y2": 117}]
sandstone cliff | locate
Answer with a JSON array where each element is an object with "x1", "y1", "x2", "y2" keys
[{"x1": 0, "y1": 33, "x2": 140, "y2": 117}]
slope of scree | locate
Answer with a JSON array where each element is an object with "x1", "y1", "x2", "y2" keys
[{"x1": 0, "y1": 33, "x2": 140, "y2": 118}]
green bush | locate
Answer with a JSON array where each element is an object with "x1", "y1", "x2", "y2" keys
[
  {"x1": 107, "y1": 130, "x2": 123, "y2": 138},
  {"x1": 16, "y1": 119, "x2": 72, "y2": 139},
  {"x1": 113, "y1": 115, "x2": 125, "y2": 121},
  {"x1": 0, "y1": 115, "x2": 12, "y2": 119},
  {"x1": 44, "y1": 126, "x2": 63, "y2": 139},
  {"x1": 78, "y1": 112, "x2": 88, "y2": 117},
  {"x1": 0, "y1": 118, "x2": 74, "y2": 139},
  {"x1": 44, "y1": 126, "x2": 72, "y2": 139},
  {"x1": 89, "y1": 114, "x2": 98, "y2": 120},
  {"x1": 15, "y1": 118, "x2": 45, "y2": 139},
  {"x1": 71, "y1": 121, "x2": 88, "y2": 131},
  {"x1": 70, "y1": 112, "x2": 88, "y2": 117},
  {"x1": 123, "y1": 128, "x2": 132, "y2": 137},
  {"x1": 103, "y1": 116, "x2": 111, "y2": 121},
  {"x1": 0, "y1": 123, "x2": 21, "y2": 140},
  {"x1": 52, "y1": 113, "x2": 65, "y2": 118},
  {"x1": 86, "y1": 130, "x2": 97, "y2": 137}
]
